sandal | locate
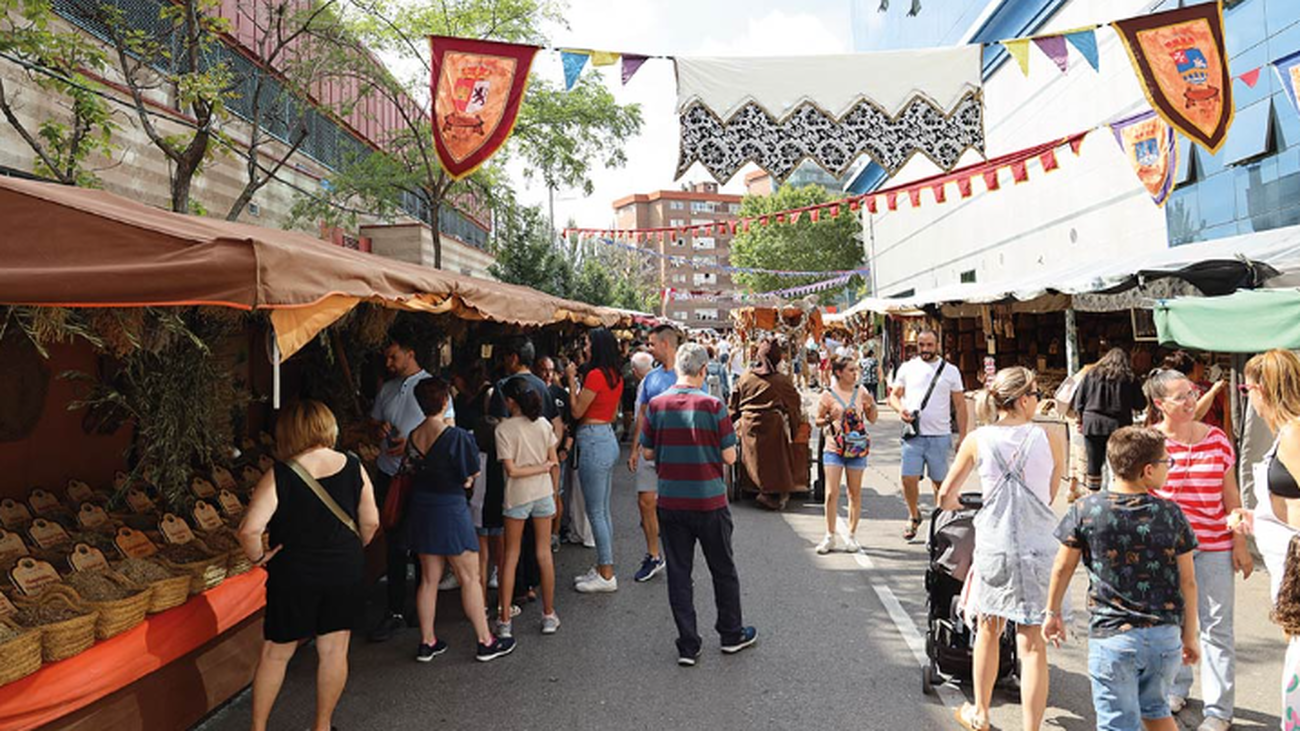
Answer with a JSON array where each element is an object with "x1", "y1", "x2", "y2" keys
[
  {"x1": 903, "y1": 516, "x2": 922, "y2": 541},
  {"x1": 954, "y1": 703, "x2": 990, "y2": 731}
]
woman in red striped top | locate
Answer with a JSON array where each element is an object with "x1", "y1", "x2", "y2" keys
[{"x1": 1146, "y1": 368, "x2": 1253, "y2": 729}]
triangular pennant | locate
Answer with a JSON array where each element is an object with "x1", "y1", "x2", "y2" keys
[
  {"x1": 1108, "y1": 109, "x2": 1177, "y2": 207},
  {"x1": 621, "y1": 55, "x2": 648, "y2": 85},
  {"x1": 1033, "y1": 35, "x2": 1069, "y2": 74},
  {"x1": 1011, "y1": 159, "x2": 1029, "y2": 183},
  {"x1": 885, "y1": 192, "x2": 897, "y2": 211},
  {"x1": 1063, "y1": 28, "x2": 1099, "y2": 72},
  {"x1": 759, "y1": 216, "x2": 769, "y2": 226},
  {"x1": 1003, "y1": 39, "x2": 1032, "y2": 76},
  {"x1": 561, "y1": 51, "x2": 589, "y2": 90},
  {"x1": 907, "y1": 188, "x2": 922, "y2": 208},
  {"x1": 1039, "y1": 148, "x2": 1059, "y2": 172},
  {"x1": 1239, "y1": 67, "x2": 1262, "y2": 88},
  {"x1": 742, "y1": 219, "x2": 752, "y2": 232},
  {"x1": 957, "y1": 177, "x2": 973, "y2": 198},
  {"x1": 829, "y1": 204, "x2": 840, "y2": 218},
  {"x1": 590, "y1": 51, "x2": 619, "y2": 67},
  {"x1": 983, "y1": 169, "x2": 1001, "y2": 191},
  {"x1": 931, "y1": 183, "x2": 947, "y2": 204},
  {"x1": 776, "y1": 213, "x2": 786, "y2": 224},
  {"x1": 1070, "y1": 135, "x2": 1086, "y2": 155},
  {"x1": 866, "y1": 196, "x2": 877, "y2": 214},
  {"x1": 810, "y1": 208, "x2": 821, "y2": 223},
  {"x1": 848, "y1": 199, "x2": 861, "y2": 212}
]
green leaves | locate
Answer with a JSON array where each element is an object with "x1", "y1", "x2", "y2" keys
[{"x1": 729, "y1": 184, "x2": 864, "y2": 298}]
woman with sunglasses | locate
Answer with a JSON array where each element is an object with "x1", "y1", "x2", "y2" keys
[
  {"x1": 938, "y1": 367, "x2": 1065, "y2": 731},
  {"x1": 1144, "y1": 368, "x2": 1250, "y2": 730}
]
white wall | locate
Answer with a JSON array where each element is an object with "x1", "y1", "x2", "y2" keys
[{"x1": 864, "y1": 0, "x2": 1168, "y2": 298}]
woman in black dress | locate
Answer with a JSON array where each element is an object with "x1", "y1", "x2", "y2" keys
[
  {"x1": 238, "y1": 400, "x2": 380, "y2": 731},
  {"x1": 1071, "y1": 347, "x2": 1146, "y2": 492}
]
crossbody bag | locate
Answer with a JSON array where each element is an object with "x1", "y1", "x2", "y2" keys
[
  {"x1": 902, "y1": 359, "x2": 946, "y2": 440},
  {"x1": 286, "y1": 459, "x2": 359, "y2": 537}
]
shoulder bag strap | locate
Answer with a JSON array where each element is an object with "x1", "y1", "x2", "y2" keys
[
  {"x1": 287, "y1": 459, "x2": 359, "y2": 537},
  {"x1": 916, "y1": 360, "x2": 946, "y2": 413}
]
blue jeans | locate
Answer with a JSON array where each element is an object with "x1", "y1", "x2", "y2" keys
[
  {"x1": 899, "y1": 434, "x2": 952, "y2": 481},
  {"x1": 1089, "y1": 624, "x2": 1183, "y2": 730},
  {"x1": 576, "y1": 424, "x2": 618, "y2": 566},
  {"x1": 1170, "y1": 550, "x2": 1235, "y2": 721}
]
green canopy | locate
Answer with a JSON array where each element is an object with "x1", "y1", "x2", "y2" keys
[{"x1": 1154, "y1": 289, "x2": 1300, "y2": 352}]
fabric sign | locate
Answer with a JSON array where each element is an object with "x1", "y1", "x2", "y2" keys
[
  {"x1": 1109, "y1": 110, "x2": 1177, "y2": 206},
  {"x1": 1273, "y1": 49, "x2": 1300, "y2": 117}
]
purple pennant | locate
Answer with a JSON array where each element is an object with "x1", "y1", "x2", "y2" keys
[
  {"x1": 621, "y1": 54, "x2": 648, "y2": 85},
  {"x1": 1033, "y1": 35, "x2": 1069, "y2": 73}
]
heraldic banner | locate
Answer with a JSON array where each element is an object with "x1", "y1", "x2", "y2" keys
[
  {"x1": 430, "y1": 36, "x2": 538, "y2": 180},
  {"x1": 1110, "y1": 110, "x2": 1177, "y2": 207},
  {"x1": 1112, "y1": 2, "x2": 1233, "y2": 154},
  {"x1": 674, "y1": 46, "x2": 984, "y2": 184}
]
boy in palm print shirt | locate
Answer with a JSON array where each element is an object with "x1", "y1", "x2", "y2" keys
[{"x1": 1043, "y1": 427, "x2": 1200, "y2": 731}]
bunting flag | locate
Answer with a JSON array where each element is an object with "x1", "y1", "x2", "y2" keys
[
  {"x1": 1064, "y1": 28, "x2": 1100, "y2": 71},
  {"x1": 429, "y1": 36, "x2": 539, "y2": 180},
  {"x1": 674, "y1": 46, "x2": 985, "y2": 183},
  {"x1": 1112, "y1": 2, "x2": 1234, "y2": 154},
  {"x1": 1238, "y1": 67, "x2": 1262, "y2": 88},
  {"x1": 590, "y1": 50, "x2": 619, "y2": 66},
  {"x1": 1033, "y1": 35, "x2": 1069, "y2": 74},
  {"x1": 1003, "y1": 38, "x2": 1032, "y2": 76},
  {"x1": 561, "y1": 50, "x2": 589, "y2": 90},
  {"x1": 1109, "y1": 110, "x2": 1177, "y2": 206},
  {"x1": 1273, "y1": 49, "x2": 1300, "y2": 117},
  {"x1": 622, "y1": 54, "x2": 648, "y2": 85}
]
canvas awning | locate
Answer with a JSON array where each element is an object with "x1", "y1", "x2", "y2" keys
[
  {"x1": 0, "y1": 176, "x2": 618, "y2": 357},
  {"x1": 1154, "y1": 288, "x2": 1300, "y2": 353}
]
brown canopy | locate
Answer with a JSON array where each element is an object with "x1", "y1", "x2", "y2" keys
[{"x1": 0, "y1": 176, "x2": 617, "y2": 356}]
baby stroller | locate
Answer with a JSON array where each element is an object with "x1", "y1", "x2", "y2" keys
[{"x1": 921, "y1": 493, "x2": 1020, "y2": 695}]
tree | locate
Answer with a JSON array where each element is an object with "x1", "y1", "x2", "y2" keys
[
  {"x1": 572, "y1": 258, "x2": 613, "y2": 307},
  {"x1": 0, "y1": 0, "x2": 119, "y2": 186},
  {"x1": 488, "y1": 204, "x2": 565, "y2": 293},
  {"x1": 729, "y1": 184, "x2": 865, "y2": 299}
]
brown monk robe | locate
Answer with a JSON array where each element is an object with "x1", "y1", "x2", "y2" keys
[{"x1": 730, "y1": 338, "x2": 806, "y2": 510}]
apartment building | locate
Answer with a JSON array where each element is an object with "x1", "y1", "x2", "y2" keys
[{"x1": 612, "y1": 182, "x2": 742, "y2": 329}]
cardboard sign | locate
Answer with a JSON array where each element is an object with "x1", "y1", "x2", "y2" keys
[
  {"x1": 240, "y1": 437, "x2": 257, "y2": 452},
  {"x1": 77, "y1": 502, "x2": 110, "y2": 530},
  {"x1": 241, "y1": 465, "x2": 263, "y2": 487},
  {"x1": 0, "y1": 499, "x2": 31, "y2": 530},
  {"x1": 10, "y1": 557, "x2": 62, "y2": 596},
  {"x1": 216, "y1": 490, "x2": 244, "y2": 517},
  {"x1": 257, "y1": 454, "x2": 275, "y2": 473},
  {"x1": 258, "y1": 432, "x2": 275, "y2": 447},
  {"x1": 190, "y1": 476, "x2": 217, "y2": 499},
  {"x1": 125, "y1": 487, "x2": 155, "y2": 514},
  {"x1": 114, "y1": 527, "x2": 157, "y2": 559},
  {"x1": 0, "y1": 590, "x2": 15, "y2": 617},
  {"x1": 28, "y1": 518, "x2": 70, "y2": 549},
  {"x1": 27, "y1": 488, "x2": 62, "y2": 517},
  {"x1": 69, "y1": 543, "x2": 109, "y2": 573},
  {"x1": 113, "y1": 471, "x2": 131, "y2": 490},
  {"x1": 211, "y1": 466, "x2": 237, "y2": 492},
  {"x1": 192, "y1": 501, "x2": 223, "y2": 532},
  {"x1": 159, "y1": 513, "x2": 195, "y2": 545},
  {"x1": 0, "y1": 529, "x2": 29, "y2": 561},
  {"x1": 66, "y1": 480, "x2": 94, "y2": 505}
]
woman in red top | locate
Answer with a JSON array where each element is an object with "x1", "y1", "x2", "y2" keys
[
  {"x1": 565, "y1": 327, "x2": 625, "y2": 592},
  {"x1": 1145, "y1": 368, "x2": 1252, "y2": 725}
]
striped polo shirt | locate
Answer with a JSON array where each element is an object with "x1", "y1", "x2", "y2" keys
[
  {"x1": 641, "y1": 385, "x2": 737, "y2": 511},
  {"x1": 1152, "y1": 425, "x2": 1237, "y2": 552}
]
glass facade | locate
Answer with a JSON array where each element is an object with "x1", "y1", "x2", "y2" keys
[{"x1": 1166, "y1": 0, "x2": 1300, "y2": 245}]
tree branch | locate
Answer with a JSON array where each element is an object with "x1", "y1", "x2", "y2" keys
[{"x1": 0, "y1": 77, "x2": 69, "y2": 183}]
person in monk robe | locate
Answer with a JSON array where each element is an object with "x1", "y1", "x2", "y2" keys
[{"x1": 731, "y1": 338, "x2": 807, "y2": 510}]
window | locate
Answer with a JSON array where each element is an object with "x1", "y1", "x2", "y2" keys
[
  {"x1": 673, "y1": 310, "x2": 689, "y2": 320},
  {"x1": 693, "y1": 237, "x2": 716, "y2": 250},
  {"x1": 691, "y1": 218, "x2": 712, "y2": 226},
  {"x1": 960, "y1": 269, "x2": 976, "y2": 283},
  {"x1": 1175, "y1": 137, "x2": 1198, "y2": 186},
  {"x1": 670, "y1": 238, "x2": 685, "y2": 248},
  {"x1": 1222, "y1": 99, "x2": 1275, "y2": 167},
  {"x1": 669, "y1": 201, "x2": 685, "y2": 210},
  {"x1": 669, "y1": 218, "x2": 685, "y2": 227},
  {"x1": 694, "y1": 255, "x2": 718, "y2": 266},
  {"x1": 727, "y1": 203, "x2": 741, "y2": 214},
  {"x1": 671, "y1": 274, "x2": 687, "y2": 283},
  {"x1": 693, "y1": 272, "x2": 717, "y2": 285},
  {"x1": 696, "y1": 308, "x2": 719, "y2": 321},
  {"x1": 690, "y1": 201, "x2": 714, "y2": 213}
]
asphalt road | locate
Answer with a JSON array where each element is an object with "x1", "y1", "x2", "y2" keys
[{"x1": 199, "y1": 407, "x2": 1287, "y2": 731}]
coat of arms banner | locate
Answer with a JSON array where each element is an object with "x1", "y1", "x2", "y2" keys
[
  {"x1": 430, "y1": 36, "x2": 539, "y2": 180},
  {"x1": 1112, "y1": 2, "x2": 1233, "y2": 155},
  {"x1": 1109, "y1": 110, "x2": 1177, "y2": 207},
  {"x1": 674, "y1": 46, "x2": 985, "y2": 183}
]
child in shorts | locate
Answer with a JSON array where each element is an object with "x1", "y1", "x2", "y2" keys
[{"x1": 1042, "y1": 426, "x2": 1200, "y2": 731}]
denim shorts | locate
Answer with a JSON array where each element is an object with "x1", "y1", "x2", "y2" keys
[
  {"x1": 635, "y1": 457, "x2": 658, "y2": 493},
  {"x1": 502, "y1": 494, "x2": 557, "y2": 521},
  {"x1": 476, "y1": 526, "x2": 504, "y2": 537},
  {"x1": 1089, "y1": 624, "x2": 1183, "y2": 729},
  {"x1": 823, "y1": 451, "x2": 867, "y2": 470},
  {"x1": 899, "y1": 434, "x2": 952, "y2": 481}
]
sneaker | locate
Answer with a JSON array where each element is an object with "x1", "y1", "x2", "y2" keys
[
  {"x1": 573, "y1": 567, "x2": 599, "y2": 585},
  {"x1": 487, "y1": 566, "x2": 499, "y2": 590},
  {"x1": 633, "y1": 554, "x2": 666, "y2": 582},
  {"x1": 541, "y1": 613, "x2": 561, "y2": 635},
  {"x1": 1197, "y1": 718, "x2": 1232, "y2": 731},
  {"x1": 415, "y1": 639, "x2": 448, "y2": 662},
  {"x1": 815, "y1": 534, "x2": 836, "y2": 554},
  {"x1": 575, "y1": 573, "x2": 618, "y2": 593},
  {"x1": 551, "y1": 534, "x2": 560, "y2": 553},
  {"x1": 1167, "y1": 696, "x2": 1186, "y2": 714},
  {"x1": 678, "y1": 648, "x2": 702, "y2": 667},
  {"x1": 496, "y1": 620, "x2": 512, "y2": 639},
  {"x1": 438, "y1": 573, "x2": 459, "y2": 591},
  {"x1": 476, "y1": 636, "x2": 516, "y2": 662},
  {"x1": 367, "y1": 612, "x2": 405, "y2": 643},
  {"x1": 844, "y1": 537, "x2": 863, "y2": 553},
  {"x1": 721, "y1": 626, "x2": 758, "y2": 654}
]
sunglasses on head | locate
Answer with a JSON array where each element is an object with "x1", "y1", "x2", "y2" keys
[{"x1": 1238, "y1": 383, "x2": 1257, "y2": 395}]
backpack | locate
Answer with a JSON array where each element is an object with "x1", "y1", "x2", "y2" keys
[{"x1": 830, "y1": 388, "x2": 870, "y2": 458}]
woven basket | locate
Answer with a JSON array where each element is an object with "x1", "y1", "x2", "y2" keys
[
  {"x1": 157, "y1": 539, "x2": 228, "y2": 595},
  {"x1": 0, "y1": 616, "x2": 42, "y2": 686},
  {"x1": 69, "y1": 570, "x2": 152, "y2": 640},
  {"x1": 225, "y1": 550, "x2": 253, "y2": 577},
  {"x1": 11, "y1": 585, "x2": 97, "y2": 662},
  {"x1": 113, "y1": 561, "x2": 191, "y2": 614}
]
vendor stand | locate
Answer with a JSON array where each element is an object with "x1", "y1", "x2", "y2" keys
[{"x1": 0, "y1": 176, "x2": 618, "y2": 730}]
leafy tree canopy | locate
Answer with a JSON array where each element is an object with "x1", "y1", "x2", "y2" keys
[{"x1": 729, "y1": 184, "x2": 864, "y2": 299}]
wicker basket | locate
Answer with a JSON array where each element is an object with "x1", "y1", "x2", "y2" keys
[
  {"x1": 11, "y1": 585, "x2": 98, "y2": 663},
  {"x1": 225, "y1": 550, "x2": 253, "y2": 577},
  {"x1": 68, "y1": 570, "x2": 152, "y2": 640},
  {"x1": 114, "y1": 561, "x2": 191, "y2": 614},
  {"x1": 0, "y1": 616, "x2": 42, "y2": 686},
  {"x1": 157, "y1": 539, "x2": 228, "y2": 595}
]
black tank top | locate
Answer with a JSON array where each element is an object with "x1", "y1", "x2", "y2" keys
[
  {"x1": 1270, "y1": 452, "x2": 1300, "y2": 499},
  {"x1": 266, "y1": 454, "x2": 364, "y2": 587}
]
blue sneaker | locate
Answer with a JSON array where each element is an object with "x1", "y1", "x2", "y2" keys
[
  {"x1": 476, "y1": 636, "x2": 516, "y2": 662},
  {"x1": 633, "y1": 554, "x2": 665, "y2": 583},
  {"x1": 415, "y1": 639, "x2": 448, "y2": 662},
  {"x1": 721, "y1": 626, "x2": 758, "y2": 654}
]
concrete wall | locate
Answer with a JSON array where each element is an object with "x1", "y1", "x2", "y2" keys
[
  {"x1": 361, "y1": 223, "x2": 496, "y2": 280},
  {"x1": 862, "y1": 0, "x2": 1170, "y2": 298}
]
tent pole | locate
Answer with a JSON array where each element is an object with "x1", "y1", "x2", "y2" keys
[
  {"x1": 271, "y1": 336, "x2": 281, "y2": 411},
  {"x1": 1065, "y1": 307, "x2": 1080, "y2": 377}
]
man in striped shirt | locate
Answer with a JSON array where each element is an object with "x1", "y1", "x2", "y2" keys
[{"x1": 642, "y1": 343, "x2": 758, "y2": 666}]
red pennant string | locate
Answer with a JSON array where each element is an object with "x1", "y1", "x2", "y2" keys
[
  {"x1": 1240, "y1": 67, "x2": 1262, "y2": 88},
  {"x1": 810, "y1": 208, "x2": 821, "y2": 223},
  {"x1": 848, "y1": 199, "x2": 860, "y2": 212},
  {"x1": 957, "y1": 177, "x2": 973, "y2": 198},
  {"x1": 1039, "y1": 148, "x2": 1059, "y2": 172},
  {"x1": 1011, "y1": 160, "x2": 1029, "y2": 183},
  {"x1": 716, "y1": 223, "x2": 727, "y2": 236},
  {"x1": 789, "y1": 211, "x2": 802, "y2": 225},
  {"x1": 885, "y1": 192, "x2": 898, "y2": 211},
  {"x1": 1069, "y1": 135, "x2": 1085, "y2": 155},
  {"x1": 743, "y1": 219, "x2": 751, "y2": 232},
  {"x1": 759, "y1": 216, "x2": 769, "y2": 226},
  {"x1": 829, "y1": 204, "x2": 840, "y2": 218},
  {"x1": 907, "y1": 188, "x2": 922, "y2": 208},
  {"x1": 931, "y1": 183, "x2": 947, "y2": 204},
  {"x1": 983, "y1": 170, "x2": 1001, "y2": 191},
  {"x1": 866, "y1": 196, "x2": 877, "y2": 214}
]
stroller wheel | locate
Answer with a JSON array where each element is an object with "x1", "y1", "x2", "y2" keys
[{"x1": 921, "y1": 663, "x2": 937, "y2": 695}]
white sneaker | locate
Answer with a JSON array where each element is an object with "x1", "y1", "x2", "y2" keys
[
  {"x1": 1167, "y1": 696, "x2": 1186, "y2": 714},
  {"x1": 575, "y1": 573, "x2": 618, "y2": 593},
  {"x1": 541, "y1": 613, "x2": 561, "y2": 635},
  {"x1": 487, "y1": 566, "x2": 499, "y2": 590},
  {"x1": 438, "y1": 573, "x2": 459, "y2": 591},
  {"x1": 815, "y1": 534, "x2": 836, "y2": 555},
  {"x1": 573, "y1": 567, "x2": 599, "y2": 585},
  {"x1": 1197, "y1": 717, "x2": 1231, "y2": 731},
  {"x1": 844, "y1": 536, "x2": 863, "y2": 553}
]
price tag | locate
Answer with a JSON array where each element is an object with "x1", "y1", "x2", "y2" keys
[
  {"x1": 126, "y1": 487, "x2": 155, "y2": 514},
  {"x1": 190, "y1": 476, "x2": 217, "y2": 499},
  {"x1": 27, "y1": 488, "x2": 62, "y2": 517},
  {"x1": 191, "y1": 501, "x2": 224, "y2": 532},
  {"x1": 0, "y1": 591, "x2": 14, "y2": 617},
  {"x1": 216, "y1": 489, "x2": 244, "y2": 517},
  {"x1": 159, "y1": 513, "x2": 195, "y2": 545},
  {"x1": 115, "y1": 527, "x2": 157, "y2": 558},
  {"x1": 66, "y1": 479, "x2": 94, "y2": 505},
  {"x1": 240, "y1": 436, "x2": 257, "y2": 452},
  {"x1": 10, "y1": 557, "x2": 62, "y2": 596},
  {"x1": 258, "y1": 432, "x2": 275, "y2": 447},
  {"x1": 69, "y1": 543, "x2": 109, "y2": 573},
  {"x1": 77, "y1": 503, "x2": 110, "y2": 530},
  {"x1": 241, "y1": 465, "x2": 263, "y2": 487},
  {"x1": 0, "y1": 499, "x2": 31, "y2": 530},
  {"x1": 28, "y1": 518, "x2": 70, "y2": 549},
  {"x1": 0, "y1": 529, "x2": 29, "y2": 561},
  {"x1": 113, "y1": 471, "x2": 131, "y2": 490},
  {"x1": 257, "y1": 454, "x2": 275, "y2": 473},
  {"x1": 211, "y1": 466, "x2": 237, "y2": 492}
]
